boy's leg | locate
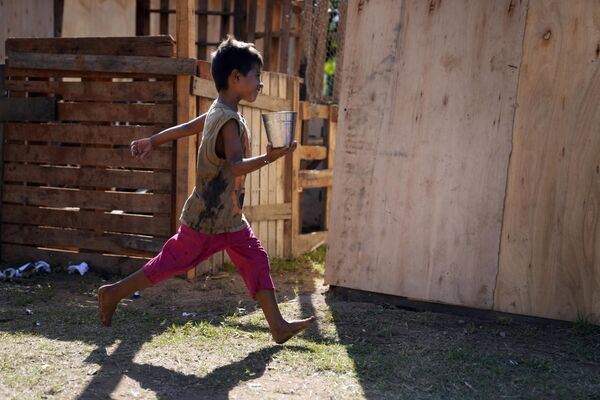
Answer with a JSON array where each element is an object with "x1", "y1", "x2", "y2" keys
[
  {"x1": 225, "y1": 226, "x2": 315, "y2": 344},
  {"x1": 99, "y1": 225, "x2": 224, "y2": 326}
]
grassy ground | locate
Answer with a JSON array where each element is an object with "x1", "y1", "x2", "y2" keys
[{"x1": 1, "y1": 247, "x2": 599, "y2": 399}]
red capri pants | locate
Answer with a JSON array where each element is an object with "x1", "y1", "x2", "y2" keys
[{"x1": 142, "y1": 224, "x2": 274, "y2": 299}]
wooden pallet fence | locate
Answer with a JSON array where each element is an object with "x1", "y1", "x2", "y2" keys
[
  {"x1": 189, "y1": 60, "x2": 300, "y2": 274},
  {"x1": 0, "y1": 36, "x2": 194, "y2": 275},
  {"x1": 139, "y1": 0, "x2": 303, "y2": 75},
  {"x1": 291, "y1": 101, "x2": 337, "y2": 256}
]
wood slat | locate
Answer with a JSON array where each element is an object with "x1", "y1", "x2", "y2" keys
[
  {"x1": 3, "y1": 163, "x2": 172, "y2": 191},
  {"x1": 243, "y1": 203, "x2": 291, "y2": 222},
  {"x1": 5, "y1": 145, "x2": 172, "y2": 170},
  {"x1": 3, "y1": 185, "x2": 171, "y2": 214},
  {"x1": 5, "y1": 123, "x2": 171, "y2": 147},
  {"x1": 295, "y1": 231, "x2": 327, "y2": 254},
  {"x1": 2, "y1": 224, "x2": 163, "y2": 257},
  {"x1": 57, "y1": 102, "x2": 173, "y2": 124},
  {"x1": 6, "y1": 36, "x2": 175, "y2": 57},
  {"x1": 2, "y1": 243, "x2": 147, "y2": 275},
  {"x1": 0, "y1": 97, "x2": 56, "y2": 122},
  {"x1": 2, "y1": 204, "x2": 171, "y2": 237},
  {"x1": 5, "y1": 80, "x2": 174, "y2": 102},
  {"x1": 297, "y1": 145, "x2": 327, "y2": 160},
  {"x1": 298, "y1": 169, "x2": 333, "y2": 189},
  {"x1": 5, "y1": 67, "x2": 174, "y2": 80},
  {"x1": 7, "y1": 52, "x2": 196, "y2": 76},
  {"x1": 300, "y1": 101, "x2": 330, "y2": 120},
  {"x1": 192, "y1": 76, "x2": 292, "y2": 111}
]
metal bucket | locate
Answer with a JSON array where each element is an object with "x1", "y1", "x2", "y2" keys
[{"x1": 262, "y1": 111, "x2": 297, "y2": 148}]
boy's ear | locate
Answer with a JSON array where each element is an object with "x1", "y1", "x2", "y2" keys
[{"x1": 230, "y1": 68, "x2": 241, "y2": 82}]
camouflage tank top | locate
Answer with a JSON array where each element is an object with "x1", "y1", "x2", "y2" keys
[{"x1": 179, "y1": 101, "x2": 250, "y2": 233}]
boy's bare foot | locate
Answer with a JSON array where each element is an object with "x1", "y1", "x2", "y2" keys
[
  {"x1": 98, "y1": 285, "x2": 119, "y2": 327},
  {"x1": 271, "y1": 316, "x2": 316, "y2": 344}
]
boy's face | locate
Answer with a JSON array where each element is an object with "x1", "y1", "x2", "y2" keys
[{"x1": 232, "y1": 64, "x2": 263, "y2": 102}]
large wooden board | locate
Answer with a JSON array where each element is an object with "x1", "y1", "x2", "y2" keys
[
  {"x1": 325, "y1": 0, "x2": 528, "y2": 308},
  {"x1": 6, "y1": 36, "x2": 175, "y2": 58},
  {"x1": 0, "y1": 0, "x2": 54, "y2": 63},
  {"x1": 494, "y1": 1, "x2": 600, "y2": 322}
]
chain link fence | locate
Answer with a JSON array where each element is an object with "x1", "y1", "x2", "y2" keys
[{"x1": 301, "y1": 0, "x2": 346, "y2": 104}]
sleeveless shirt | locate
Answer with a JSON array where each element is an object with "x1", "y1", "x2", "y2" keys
[{"x1": 179, "y1": 101, "x2": 251, "y2": 233}]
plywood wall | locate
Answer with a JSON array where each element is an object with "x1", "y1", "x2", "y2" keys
[
  {"x1": 326, "y1": 0, "x2": 600, "y2": 322},
  {"x1": 0, "y1": 0, "x2": 54, "y2": 63},
  {"x1": 62, "y1": 0, "x2": 135, "y2": 37},
  {"x1": 326, "y1": 0, "x2": 528, "y2": 309},
  {"x1": 494, "y1": 0, "x2": 600, "y2": 322}
]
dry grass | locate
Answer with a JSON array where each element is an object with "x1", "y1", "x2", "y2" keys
[{"x1": 0, "y1": 247, "x2": 599, "y2": 399}]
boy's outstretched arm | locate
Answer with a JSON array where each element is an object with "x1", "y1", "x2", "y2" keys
[
  {"x1": 131, "y1": 112, "x2": 207, "y2": 159},
  {"x1": 220, "y1": 119, "x2": 296, "y2": 176}
]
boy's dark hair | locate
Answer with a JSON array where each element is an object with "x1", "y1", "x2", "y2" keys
[{"x1": 211, "y1": 35, "x2": 263, "y2": 92}]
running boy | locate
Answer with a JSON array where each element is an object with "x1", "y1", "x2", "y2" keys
[{"x1": 98, "y1": 36, "x2": 315, "y2": 344}]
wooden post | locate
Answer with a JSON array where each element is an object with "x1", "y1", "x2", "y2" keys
[
  {"x1": 136, "y1": 0, "x2": 150, "y2": 36},
  {"x1": 288, "y1": 76, "x2": 301, "y2": 256},
  {"x1": 197, "y1": 0, "x2": 208, "y2": 60},
  {"x1": 175, "y1": 0, "x2": 198, "y2": 279},
  {"x1": 0, "y1": 123, "x2": 3, "y2": 261},
  {"x1": 325, "y1": 105, "x2": 337, "y2": 230},
  {"x1": 279, "y1": 0, "x2": 292, "y2": 74},
  {"x1": 54, "y1": 0, "x2": 64, "y2": 37}
]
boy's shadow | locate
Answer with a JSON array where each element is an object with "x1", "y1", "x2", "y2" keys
[{"x1": 79, "y1": 343, "x2": 310, "y2": 400}]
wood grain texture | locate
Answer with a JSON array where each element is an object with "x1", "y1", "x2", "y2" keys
[
  {"x1": 494, "y1": 1, "x2": 600, "y2": 322},
  {"x1": 6, "y1": 36, "x2": 175, "y2": 57},
  {"x1": 325, "y1": 0, "x2": 528, "y2": 309}
]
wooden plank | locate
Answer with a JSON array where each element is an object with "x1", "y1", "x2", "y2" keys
[
  {"x1": 3, "y1": 185, "x2": 171, "y2": 214},
  {"x1": 298, "y1": 169, "x2": 333, "y2": 189},
  {"x1": 7, "y1": 52, "x2": 196, "y2": 76},
  {"x1": 177, "y1": 0, "x2": 198, "y2": 278},
  {"x1": 263, "y1": 0, "x2": 274, "y2": 69},
  {"x1": 0, "y1": 65, "x2": 6, "y2": 96},
  {"x1": 295, "y1": 231, "x2": 327, "y2": 255},
  {"x1": 2, "y1": 204, "x2": 171, "y2": 237},
  {"x1": 5, "y1": 80, "x2": 174, "y2": 102},
  {"x1": 2, "y1": 224, "x2": 164, "y2": 257},
  {"x1": 234, "y1": 0, "x2": 247, "y2": 40},
  {"x1": 0, "y1": 124, "x2": 3, "y2": 259},
  {"x1": 276, "y1": 73, "x2": 287, "y2": 257},
  {"x1": 220, "y1": 0, "x2": 231, "y2": 40},
  {"x1": 325, "y1": 105, "x2": 337, "y2": 230},
  {"x1": 6, "y1": 36, "x2": 175, "y2": 57},
  {"x1": 267, "y1": 73, "x2": 278, "y2": 255},
  {"x1": 5, "y1": 145, "x2": 171, "y2": 170},
  {"x1": 279, "y1": 0, "x2": 292, "y2": 73},
  {"x1": 243, "y1": 203, "x2": 291, "y2": 222},
  {"x1": 300, "y1": 101, "x2": 330, "y2": 120},
  {"x1": 57, "y1": 102, "x2": 173, "y2": 124},
  {"x1": 3, "y1": 163, "x2": 172, "y2": 191},
  {"x1": 325, "y1": 0, "x2": 528, "y2": 308},
  {"x1": 2, "y1": 244, "x2": 148, "y2": 275},
  {"x1": 494, "y1": 1, "x2": 600, "y2": 323},
  {"x1": 4, "y1": 67, "x2": 176, "y2": 80},
  {"x1": 137, "y1": 0, "x2": 151, "y2": 36},
  {"x1": 297, "y1": 145, "x2": 327, "y2": 160},
  {"x1": 197, "y1": 0, "x2": 209, "y2": 60},
  {"x1": 258, "y1": 74, "x2": 270, "y2": 252},
  {"x1": 0, "y1": 97, "x2": 56, "y2": 122},
  {"x1": 247, "y1": 0, "x2": 257, "y2": 43},
  {"x1": 5, "y1": 123, "x2": 172, "y2": 147},
  {"x1": 54, "y1": 0, "x2": 64, "y2": 37},
  {"x1": 287, "y1": 75, "x2": 300, "y2": 256},
  {"x1": 0, "y1": 0, "x2": 54, "y2": 64},
  {"x1": 192, "y1": 76, "x2": 292, "y2": 111},
  {"x1": 160, "y1": 0, "x2": 170, "y2": 34}
]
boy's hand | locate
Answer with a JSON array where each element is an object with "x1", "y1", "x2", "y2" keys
[
  {"x1": 266, "y1": 141, "x2": 297, "y2": 162},
  {"x1": 131, "y1": 138, "x2": 153, "y2": 159}
]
